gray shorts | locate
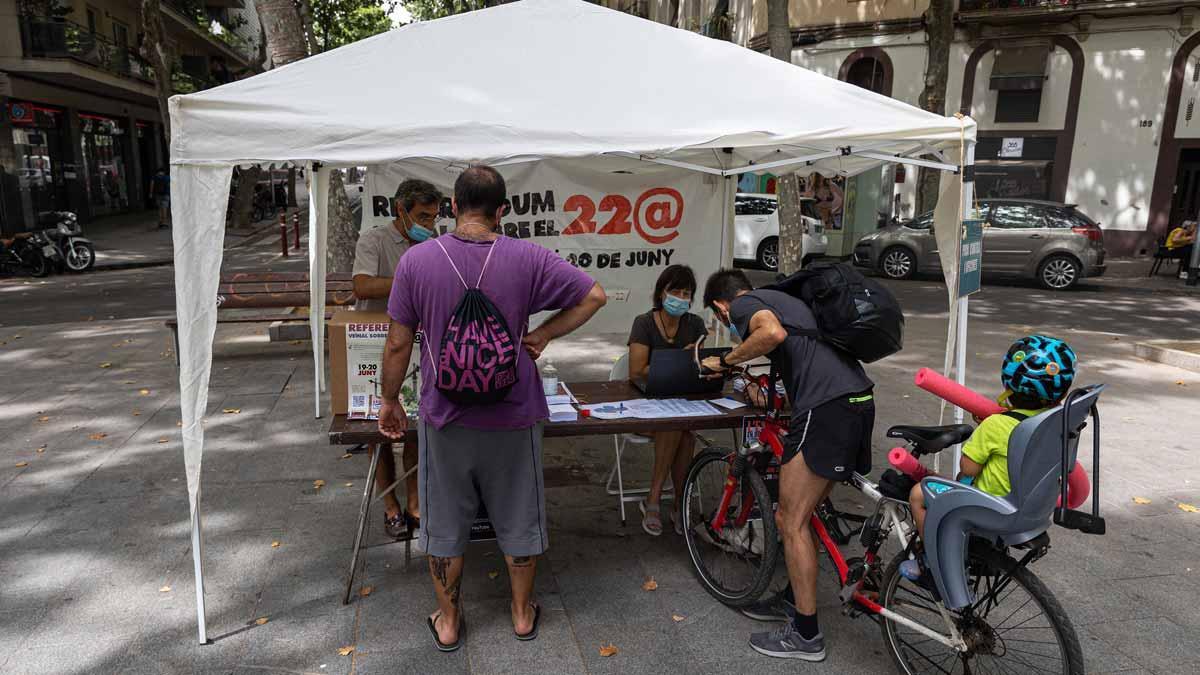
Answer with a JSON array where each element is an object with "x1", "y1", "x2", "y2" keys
[{"x1": 417, "y1": 420, "x2": 547, "y2": 558}]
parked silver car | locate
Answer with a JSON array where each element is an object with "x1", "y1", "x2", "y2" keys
[{"x1": 852, "y1": 199, "x2": 1106, "y2": 290}]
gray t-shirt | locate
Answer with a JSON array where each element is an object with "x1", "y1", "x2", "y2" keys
[
  {"x1": 627, "y1": 310, "x2": 707, "y2": 352},
  {"x1": 730, "y1": 289, "x2": 873, "y2": 416},
  {"x1": 352, "y1": 224, "x2": 411, "y2": 312}
]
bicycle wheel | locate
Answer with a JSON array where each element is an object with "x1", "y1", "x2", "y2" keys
[
  {"x1": 681, "y1": 449, "x2": 780, "y2": 607},
  {"x1": 878, "y1": 550, "x2": 1084, "y2": 675}
]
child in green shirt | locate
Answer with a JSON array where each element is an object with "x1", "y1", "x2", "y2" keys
[{"x1": 903, "y1": 335, "x2": 1077, "y2": 583}]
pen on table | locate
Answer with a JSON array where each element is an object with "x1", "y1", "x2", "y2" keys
[{"x1": 560, "y1": 381, "x2": 579, "y2": 406}]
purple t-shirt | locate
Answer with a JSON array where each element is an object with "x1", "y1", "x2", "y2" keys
[{"x1": 388, "y1": 234, "x2": 595, "y2": 431}]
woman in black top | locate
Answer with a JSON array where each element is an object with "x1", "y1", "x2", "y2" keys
[{"x1": 627, "y1": 265, "x2": 707, "y2": 536}]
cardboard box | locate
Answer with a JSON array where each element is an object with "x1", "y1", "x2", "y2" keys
[
  {"x1": 328, "y1": 310, "x2": 387, "y2": 417},
  {"x1": 328, "y1": 310, "x2": 421, "y2": 418}
]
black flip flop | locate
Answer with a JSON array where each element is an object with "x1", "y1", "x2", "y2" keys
[
  {"x1": 515, "y1": 602, "x2": 541, "y2": 641},
  {"x1": 427, "y1": 611, "x2": 464, "y2": 652}
]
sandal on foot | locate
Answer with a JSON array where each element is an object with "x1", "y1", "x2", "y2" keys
[
  {"x1": 384, "y1": 512, "x2": 407, "y2": 539},
  {"x1": 640, "y1": 500, "x2": 663, "y2": 537},
  {"x1": 427, "y1": 610, "x2": 464, "y2": 652},
  {"x1": 514, "y1": 602, "x2": 541, "y2": 641}
]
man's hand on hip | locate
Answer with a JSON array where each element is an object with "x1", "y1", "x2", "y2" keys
[
  {"x1": 378, "y1": 398, "x2": 408, "y2": 440},
  {"x1": 522, "y1": 329, "x2": 550, "y2": 361}
]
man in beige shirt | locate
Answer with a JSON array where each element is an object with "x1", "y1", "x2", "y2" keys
[{"x1": 352, "y1": 178, "x2": 443, "y2": 537}]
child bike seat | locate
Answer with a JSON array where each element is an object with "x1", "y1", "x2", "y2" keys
[
  {"x1": 920, "y1": 385, "x2": 1105, "y2": 610},
  {"x1": 886, "y1": 424, "x2": 974, "y2": 453}
]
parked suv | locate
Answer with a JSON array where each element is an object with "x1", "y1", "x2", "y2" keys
[
  {"x1": 734, "y1": 193, "x2": 828, "y2": 271},
  {"x1": 852, "y1": 199, "x2": 1106, "y2": 290}
]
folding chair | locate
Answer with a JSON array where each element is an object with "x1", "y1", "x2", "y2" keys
[{"x1": 604, "y1": 354, "x2": 667, "y2": 524}]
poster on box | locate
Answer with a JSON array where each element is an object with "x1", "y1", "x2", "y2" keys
[
  {"x1": 362, "y1": 159, "x2": 727, "y2": 333},
  {"x1": 345, "y1": 321, "x2": 422, "y2": 420}
]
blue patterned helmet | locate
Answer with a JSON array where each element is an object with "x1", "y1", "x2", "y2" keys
[{"x1": 1001, "y1": 335, "x2": 1076, "y2": 403}]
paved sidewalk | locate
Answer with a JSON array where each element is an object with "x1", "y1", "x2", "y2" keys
[
  {"x1": 2, "y1": 280, "x2": 1198, "y2": 674},
  {"x1": 1078, "y1": 256, "x2": 1199, "y2": 295},
  {"x1": 88, "y1": 199, "x2": 309, "y2": 272}
]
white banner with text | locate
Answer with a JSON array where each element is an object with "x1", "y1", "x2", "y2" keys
[{"x1": 363, "y1": 160, "x2": 727, "y2": 333}]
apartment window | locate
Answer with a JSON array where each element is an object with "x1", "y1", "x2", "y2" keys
[
  {"x1": 86, "y1": 7, "x2": 98, "y2": 34},
  {"x1": 990, "y1": 44, "x2": 1048, "y2": 123},
  {"x1": 995, "y1": 90, "x2": 1043, "y2": 123}
]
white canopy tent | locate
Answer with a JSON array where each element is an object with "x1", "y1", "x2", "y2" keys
[{"x1": 168, "y1": 0, "x2": 977, "y2": 642}]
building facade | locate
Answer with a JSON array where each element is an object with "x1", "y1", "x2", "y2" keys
[
  {"x1": 617, "y1": 0, "x2": 1200, "y2": 256},
  {"x1": 0, "y1": 0, "x2": 259, "y2": 235}
]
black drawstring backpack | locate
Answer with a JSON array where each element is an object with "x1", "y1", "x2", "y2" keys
[{"x1": 431, "y1": 238, "x2": 521, "y2": 404}]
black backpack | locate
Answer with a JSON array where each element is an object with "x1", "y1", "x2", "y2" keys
[
  {"x1": 763, "y1": 262, "x2": 904, "y2": 363},
  {"x1": 431, "y1": 238, "x2": 520, "y2": 404}
]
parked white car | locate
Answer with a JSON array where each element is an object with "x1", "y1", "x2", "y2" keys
[{"x1": 734, "y1": 193, "x2": 828, "y2": 271}]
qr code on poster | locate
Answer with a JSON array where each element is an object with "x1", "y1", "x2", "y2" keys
[{"x1": 351, "y1": 394, "x2": 367, "y2": 408}]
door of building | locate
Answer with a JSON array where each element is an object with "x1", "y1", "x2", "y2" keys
[
  {"x1": 1169, "y1": 149, "x2": 1200, "y2": 227},
  {"x1": 79, "y1": 113, "x2": 131, "y2": 217}
]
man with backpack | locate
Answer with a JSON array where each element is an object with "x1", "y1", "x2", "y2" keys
[
  {"x1": 701, "y1": 268, "x2": 876, "y2": 662},
  {"x1": 377, "y1": 165, "x2": 607, "y2": 652}
]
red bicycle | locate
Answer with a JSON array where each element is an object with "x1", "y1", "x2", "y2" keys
[{"x1": 681, "y1": 368, "x2": 1093, "y2": 674}]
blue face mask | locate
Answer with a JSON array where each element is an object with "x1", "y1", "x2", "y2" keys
[
  {"x1": 409, "y1": 224, "x2": 435, "y2": 242},
  {"x1": 663, "y1": 293, "x2": 691, "y2": 317}
]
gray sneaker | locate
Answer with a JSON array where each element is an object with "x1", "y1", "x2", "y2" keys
[
  {"x1": 749, "y1": 624, "x2": 826, "y2": 661},
  {"x1": 740, "y1": 592, "x2": 794, "y2": 622}
]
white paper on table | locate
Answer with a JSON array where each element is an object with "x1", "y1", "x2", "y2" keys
[
  {"x1": 709, "y1": 397, "x2": 746, "y2": 410},
  {"x1": 626, "y1": 398, "x2": 721, "y2": 418},
  {"x1": 581, "y1": 401, "x2": 636, "y2": 420},
  {"x1": 546, "y1": 394, "x2": 573, "y2": 406},
  {"x1": 548, "y1": 402, "x2": 578, "y2": 422}
]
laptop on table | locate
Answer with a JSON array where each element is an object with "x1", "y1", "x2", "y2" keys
[{"x1": 633, "y1": 346, "x2": 730, "y2": 397}]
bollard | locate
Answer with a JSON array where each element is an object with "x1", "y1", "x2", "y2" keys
[
  {"x1": 293, "y1": 212, "x2": 301, "y2": 251},
  {"x1": 279, "y1": 214, "x2": 289, "y2": 257}
]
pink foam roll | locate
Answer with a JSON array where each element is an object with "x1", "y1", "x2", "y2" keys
[
  {"x1": 1057, "y1": 461, "x2": 1090, "y2": 509},
  {"x1": 889, "y1": 447, "x2": 932, "y2": 481},
  {"x1": 914, "y1": 368, "x2": 1006, "y2": 419}
]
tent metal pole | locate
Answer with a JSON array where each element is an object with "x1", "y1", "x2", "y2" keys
[
  {"x1": 608, "y1": 152, "x2": 727, "y2": 176},
  {"x1": 952, "y1": 141, "x2": 976, "y2": 470},
  {"x1": 190, "y1": 497, "x2": 208, "y2": 644},
  {"x1": 722, "y1": 149, "x2": 844, "y2": 176},
  {"x1": 854, "y1": 151, "x2": 958, "y2": 173}
]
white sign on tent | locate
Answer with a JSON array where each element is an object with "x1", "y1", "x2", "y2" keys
[{"x1": 363, "y1": 160, "x2": 727, "y2": 332}]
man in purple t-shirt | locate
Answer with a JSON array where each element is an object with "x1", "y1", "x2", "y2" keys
[{"x1": 378, "y1": 165, "x2": 606, "y2": 651}]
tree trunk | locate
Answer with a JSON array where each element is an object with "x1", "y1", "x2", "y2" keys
[
  {"x1": 326, "y1": 169, "x2": 358, "y2": 273},
  {"x1": 138, "y1": 0, "x2": 172, "y2": 144},
  {"x1": 296, "y1": 0, "x2": 318, "y2": 54},
  {"x1": 666, "y1": 0, "x2": 679, "y2": 27},
  {"x1": 287, "y1": 166, "x2": 298, "y2": 207},
  {"x1": 916, "y1": 0, "x2": 954, "y2": 215},
  {"x1": 256, "y1": 0, "x2": 309, "y2": 67},
  {"x1": 766, "y1": 0, "x2": 805, "y2": 275},
  {"x1": 231, "y1": 166, "x2": 262, "y2": 228}
]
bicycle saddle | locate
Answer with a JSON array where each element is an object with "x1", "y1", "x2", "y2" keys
[{"x1": 887, "y1": 424, "x2": 974, "y2": 453}]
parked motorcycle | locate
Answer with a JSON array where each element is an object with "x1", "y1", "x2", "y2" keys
[
  {"x1": 38, "y1": 211, "x2": 95, "y2": 272},
  {"x1": 0, "y1": 230, "x2": 56, "y2": 278}
]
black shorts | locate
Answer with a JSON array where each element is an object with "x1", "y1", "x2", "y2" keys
[{"x1": 783, "y1": 390, "x2": 875, "y2": 481}]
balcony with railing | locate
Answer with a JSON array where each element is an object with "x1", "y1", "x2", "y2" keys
[
  {"x1": 959, "y1": 0, "x2": 1194, "y2": 16},
  {"x1": 18, "y1": 15, "x2": 155, "y2": 85},
  {"x1": 17, "y1": 15, "x2": 228, "y2": 96}
]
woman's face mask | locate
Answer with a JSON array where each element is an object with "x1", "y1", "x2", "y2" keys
[{"x1": 662, "y1": 292, "x2": 691, "y2": 317}]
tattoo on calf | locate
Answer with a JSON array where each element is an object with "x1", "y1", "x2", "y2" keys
[
  {"x1": 447, "y1": 576, "x2": 463, "y2": 608},
  {"x1": 430, "y1": 556, "x2": 451, "y2": 589},
  {"x1": 510, "y1": 555, "x2": 534, "y2": 568}
]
